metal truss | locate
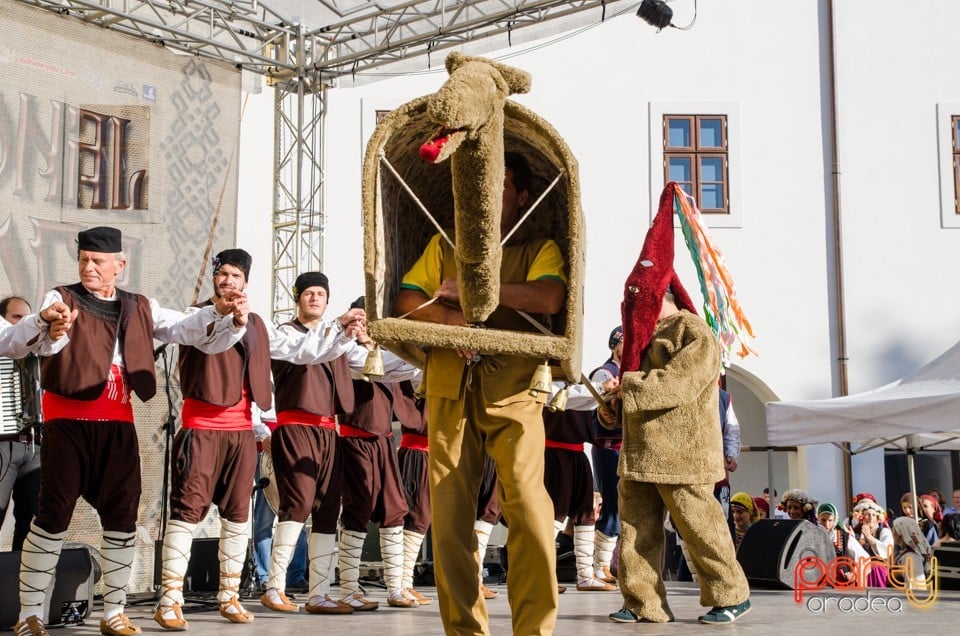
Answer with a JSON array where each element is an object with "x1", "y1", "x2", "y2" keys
[
  {"x1": 15, "y1": 0, "x2": 628, "y2": 319},
  {"x1": 271, "y1": 71, "x2": 327, "y2": 323}
]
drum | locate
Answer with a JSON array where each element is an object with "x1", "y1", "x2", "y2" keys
[{"x1": 259, "y1": 447, "x2": 281, "y2": 515}]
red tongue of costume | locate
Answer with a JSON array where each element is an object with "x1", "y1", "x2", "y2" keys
[
  {"x1": 419, "y1": 129, "x2": 451, "y2": 162},
  {"x1": 619, "y1": 182, "x2": 697, "y2": 375}
]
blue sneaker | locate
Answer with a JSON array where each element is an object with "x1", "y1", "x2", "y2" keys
[
  {"x1": 609, "y1": 608, "x2": 640, "y2": 623},
  {"x1": 698, "y1": 599, "x2": 751, "y2": 624}
]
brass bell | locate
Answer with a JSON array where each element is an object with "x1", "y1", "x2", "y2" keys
[
  {"x1": 547, "y1": 384, "x2": 569, "y2": 412},
  {"x1": 362, "y1": 344, "x2": 385, "y2": 381},
  {"x1": 528, "y1": 361, "x2": 553, "y2": 397}
]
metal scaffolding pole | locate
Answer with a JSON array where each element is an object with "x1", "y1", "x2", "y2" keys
[{"x1": 271, "y1": 33, "x2": 327, "y2": 322}]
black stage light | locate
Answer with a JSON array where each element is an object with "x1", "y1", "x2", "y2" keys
[{"x1": 637, "y1": 0, "x2": 674, "y2": 30}]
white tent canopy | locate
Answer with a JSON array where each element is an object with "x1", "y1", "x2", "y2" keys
[{"x1": 765, "y1": 339, "x2": 960, "y2": 452}]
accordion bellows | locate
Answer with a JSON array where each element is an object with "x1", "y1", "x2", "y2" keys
[{"x1": 362, "y1": 94, "x2": 585, "y2": 382}]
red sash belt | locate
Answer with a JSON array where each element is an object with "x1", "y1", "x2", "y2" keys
[
  {"x1": 545, "y1": 440, "x2": 584, "y2": 452},
  {"x1": 400, "y1": 432, "x2": 429, "y2": 450},
  {"x1": 338, "y1": 423, "x2": 377, "y2": 439},
  {"x1": 276, "y1": 410, "x2": 336, "y2": 429},
  {"x1": 42, "y1": 364, "x2": 134, "y2": 423}
]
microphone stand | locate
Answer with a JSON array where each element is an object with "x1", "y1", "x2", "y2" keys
[{"x1": 242, "y1": 477, "x2": 270, "y2": 599}]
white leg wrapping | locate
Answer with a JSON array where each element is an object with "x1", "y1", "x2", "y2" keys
[
  {"x1": 573, "y1": 525, "x2": 597, "y2": 581},
  {"x1": 218, "y1": 519, "x2": 249, "y2": 604},
  {"x1": 594, "y1": 530, "x2": 617, "y2": 572},
  {"x1": 337, "y1": 529, "x2": 366, "y2": 599},
  {"x1": 18, "y1": 522, "x2": 66, "y2": 620},
  {"x1": 379, "y1": 526, "x2": 404, "y2": 593},
  {"x1": 100, "y1": 530, "x2": 136, "y2": 618},
  {"x1": 401, "y1": 530, "x2": 426, "y2": 590},
  {"x1": 267, "y1": 521, "x2": 303, "y2": 592},
  {"x1": 159, "y1": 519, "x2": 197, "y2": 607},
  {"x1": 553, "y1": 518, "x2": 568, "y2": 538},
  {"x1": 307, "y1": 532, "x2": 337, "y2": 599},
  {"x1": 474, "y1": 520, "x2": 494, "y2": 584}
]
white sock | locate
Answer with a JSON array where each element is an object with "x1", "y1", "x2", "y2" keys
[
  {"x1": 379, "y1": 526, "x2": 404, "y2": 594},
  {"x1": 101, "y1": 530, "x2": 136, "y2": 619},
  {"x1": 401, "y1": 530, "x2": 426, "y2": 590},
  {"x1": 338, "y1": 528, "x2": 366, "y2": 599},
  {"x1": 474, "y1": 520, "x2": 494, "y2": 584},
  {"x1": 574, "y1": 525, "x2": 597, "y2": 581},
  {"x1": 307, "y1": 533, "x2": 337, "y2": 599},
  {"x1": 159, "y1": 519, "x2": 197, "y2": 607},
  {"x1": 19, "y1": 522, "x2": 66, "y2": 621},
  {"x1": 218, "y1": 518, "x2": 248, "y2": 605},
  {"x1": 267, "y1": 521, "x2": 303, "y2": 592}
]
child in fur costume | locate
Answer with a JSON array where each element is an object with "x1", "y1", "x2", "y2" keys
[{"x1": 606, "y1": 183, "x2": 751, "y2": 625}]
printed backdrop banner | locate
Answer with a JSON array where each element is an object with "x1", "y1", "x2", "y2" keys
[{"x1": 0, "y1": 3, "x2": 241, "y2": 592}]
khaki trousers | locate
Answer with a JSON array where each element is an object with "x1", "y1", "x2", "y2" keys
[
  {"x1": 618, "y1": 480, "x2": 749, "y2": 622},
  {"x1": 428, "y1": 373, "x2": 557, "y2": 636}
]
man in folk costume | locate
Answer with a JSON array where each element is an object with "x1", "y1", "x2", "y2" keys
[
  {"x1": 395, "y1": 379, "x2": 433, "y2": 605},
  {"x1": 335, "y1": 300, "x2": 422, "y2": 611},
  {"x1": 154, "y1": 251, "x2": 365, "y2": 630},
  {"x1": 260, "y1": 278, "x2": 416, "y2": 615},
  {"x1": 473, "y1": 454, "x2": 503, "y2": 600},
  {"x1": 607, "y1": 185, "x2": 751, "y2": 625},
  {"x1": 542, "y1": 381, "x2": 620, "y2": 593},
  {"x1": 589, "y1": 325, "x2": 624, "y2": 584},
  {"x1": 13, "y1": 227, "x2": 247, "y2": 636}
]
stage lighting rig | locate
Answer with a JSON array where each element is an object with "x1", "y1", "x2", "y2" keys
[{"x1": 636, "y1": 0, "x2": 698, "y2": 32}]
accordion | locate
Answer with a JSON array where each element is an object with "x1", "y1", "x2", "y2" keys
[{"x1": 0, "y1": 355, "x2": 41, "y2": 435}]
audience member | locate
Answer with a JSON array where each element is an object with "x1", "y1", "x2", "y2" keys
[
  {"x1": 753, "y1": 497, "x2": 769, "y2": 520},
  {"x1": 729, "y1": 493, "x2": 757, "y2": 550},
  {"x1": 817, "y1": 503, "x2": 867, "y2": 583},
  {"x1": 778, "y1": 489, "x2": 817, "y2": 523},
  {"x1": 890, "y1": 517, "x2": 931, "y2": 590},
  {"x1": 918, "y1": 494, "x2": 942, "y2": 545},
  {"x1": 935, "y1": 512, "x2": 960, "y2": 545},
  {"x1": 852, "y1": 499, "x2": 893, "y2": 588}
]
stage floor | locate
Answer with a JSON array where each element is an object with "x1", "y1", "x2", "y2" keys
[{"x1": 76, "y1": 581, "x2": 959, "y2": 635}]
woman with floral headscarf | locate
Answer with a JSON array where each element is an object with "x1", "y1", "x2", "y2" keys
[
  {"x1": 778, "y1": 489, "x2": 817, "y2": 524},
  {"x1": 852, "y1": 499, "x2": 893, "y2": 587},
  {"x1": 890, "y1": 517, "x2": 932, "y2": 590}
]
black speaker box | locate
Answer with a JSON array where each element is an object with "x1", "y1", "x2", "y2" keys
[
  {"x1": 934, "y1": 542, "x2": 960, "y2": 590},
  {"x1": 154, "y1": 537, "x2": 223, "y2": 593},
  {"x1": 0, "y1": 546, "x2": 98, "y2": 629},
  {"x1": 736, "y1": 519, "x2": 833, "y2": 589}
]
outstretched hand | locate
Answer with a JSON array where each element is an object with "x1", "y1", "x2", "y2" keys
[
  {"x1": 216, "y1": 290, "x2": 249, "y2": 327},
  {"x1": 42, "y1": 302, "x2": 78, "y2": 340}
]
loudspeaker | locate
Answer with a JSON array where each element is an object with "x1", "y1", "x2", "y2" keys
[
  {"x1": 0, "y1": 546, "x2": 98, "y2": 629},
  {"x1": 934, "y1": 543, "x2": 960, "y2": 590},
  {"x1": 736, "y1": 519, "x2": 833, "y2": 589},
  {"x1": 186, "y1": 538, "x2": 221, "y2": 593}
]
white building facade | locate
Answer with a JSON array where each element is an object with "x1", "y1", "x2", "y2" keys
[{"x1": 237, "y1": 0, "x2": 960, "y2": 513}]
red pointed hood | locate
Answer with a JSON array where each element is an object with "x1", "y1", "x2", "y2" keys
[{"x1": 620, "y1": 183, "x2": 697, "y2": 374}]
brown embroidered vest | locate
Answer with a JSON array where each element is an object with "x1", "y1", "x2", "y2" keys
[
  {"x1": 339, "y1": 380, "x2": 396, "y2": 436},
  {"x1": 179, "y1": 303, "x2": 272, "y2": 410},
  {"x1": 41, "y1": 283, "x2": 156, "y2": 401},
  {"x1": 393, "y1": 380, "x2": 426, "y2": 436},
  {"x1": 272, "y1": 320, "x2": 355, "y2": 416}
]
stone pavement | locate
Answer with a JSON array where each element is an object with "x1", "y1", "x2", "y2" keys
[{"x1": 57, "y1": 580, "x2": 960, "y2": 636}]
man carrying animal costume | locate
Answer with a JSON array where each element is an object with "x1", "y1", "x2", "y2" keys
[
  {"x1": 260, "y1": 275, "x2": 413, "y2": 615},
  {"x1": 12, "y1": 227, "x2": 247, "y2": 636},
  {"x1": 395, "y1": 149, "x2": 565, "y2": 635},
  {"x1": 154, "y1": 251, "x2": 365, "y2": 631},
  {"x1": 606, "y1": 185, "x2": 751, "y2": 625}
]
